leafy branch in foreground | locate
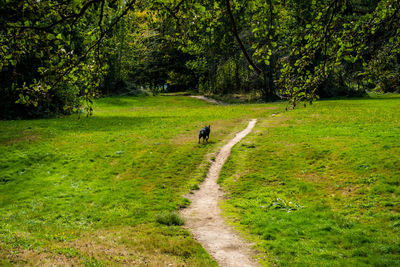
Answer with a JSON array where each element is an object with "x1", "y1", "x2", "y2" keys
[
  {"x1": 277, "y1": 0, "x2": 400, "y2": 107},
  {"x1": 160, "y1": 0, "x2": 399, "y2": 107},
  {"x1": 0, "y1": 0, "x2": 137, "y2": 117}
]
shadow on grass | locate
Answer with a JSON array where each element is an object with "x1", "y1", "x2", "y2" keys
[
  {"x1": 27, "y1": 115, "x2": 183, "y2": 134},
  {"x1": 317, "y1": 94, "x2": 400, "y2": 102},
  {"x1": 198, "y1": 140, "x2": 216, "y2": 146},
  {"x1": 0, "y1": 115, "x2": 190, "y2": 145}
]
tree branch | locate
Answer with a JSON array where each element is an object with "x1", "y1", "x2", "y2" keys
[
  {"x1": 225, "y1": 0, "x2": 261, "y2": 74},
  {"x1": 174, "y1": 0, "x2": 186, "y2": 11},
  {"x1": 9, "y1": 0, "x2": 101, "y2": 32},
  {"x1": 161, "y1": 2, "x2": 181, "y2": 23},
  {"x1": 49, "y1": 0, "x2": 138, "y2": 91}
]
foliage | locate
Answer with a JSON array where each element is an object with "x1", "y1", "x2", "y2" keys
[
  {"x1": 1, "y1": 0, "x2": 399, "y2": 117},
  {"x1": 277, "y1": 0, "x2": 400, "y2": 106},
  {"x1": 0, "y1": 0, "x2": 135, "y2": 118},
  {"x1": 150, "y1": 0, "x2": 399, "y2": 105}
]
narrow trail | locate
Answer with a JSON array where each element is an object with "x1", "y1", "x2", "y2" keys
[
  {"x1": 181, "y1": 119, "x2": 260, "y2": 267},
  {"x1": 189, "y1": 95, "x2": 226, "y2": 105}
]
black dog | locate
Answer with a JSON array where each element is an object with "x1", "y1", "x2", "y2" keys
[{"x1": 199, "y1": 125, "x2": 210, "y2": 144}]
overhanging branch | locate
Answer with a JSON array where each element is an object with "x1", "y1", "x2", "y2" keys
[{"x1": 225, "y1": 0, "x2": 261, "y2": 74}]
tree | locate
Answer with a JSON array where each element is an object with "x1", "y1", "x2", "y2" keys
[
  {"x1": 1, "y1": 0, "x2": 399, "y2": 118},
  {"x1": 0, "y1": 0, "x2": 137, "y2": 118}
]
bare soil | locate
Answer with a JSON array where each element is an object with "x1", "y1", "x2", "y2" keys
[
  {"x1": 189, "y1": 95, "x2": 226, "y2": 105},
  {"x1": 181, "y1": 119, "x2": 260, "y2": 267}
]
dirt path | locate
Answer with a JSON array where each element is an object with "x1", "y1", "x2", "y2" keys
[
  {"x1": 189, "y1": 95, "x2": 226, "y2": 105},
  {"x1": 181, "y1": 119, "x2": 260, "y2": 267}
]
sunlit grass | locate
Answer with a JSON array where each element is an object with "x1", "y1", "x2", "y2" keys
[
  {"x1": 3, "y1": 94, "x2": 398, "y2": 265},
  {"x1": 219, "y1": 96, "x2": 400, "y2": 266},
  {"x1": 0, "y1": 95, "x2": 279, "y2": 265}
]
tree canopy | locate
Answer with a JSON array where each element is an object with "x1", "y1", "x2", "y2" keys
[{"x1": 1, "y1": 0, "x2": 399, "y2": 118}]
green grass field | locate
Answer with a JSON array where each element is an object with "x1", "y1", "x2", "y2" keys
[
  {"x1": 0, "y1": 96, "x2": 278, "y2": 265},
  {"x1": 219, "y1": 95, "x2": 400, "y2": 266},
  {"x1": 1, "y1": 94, "x2": 399, "y2": 266}
]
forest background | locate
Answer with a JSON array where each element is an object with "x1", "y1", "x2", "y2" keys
[{"x1": 1, "y1": 0, "x2": 399, "y2": 119}]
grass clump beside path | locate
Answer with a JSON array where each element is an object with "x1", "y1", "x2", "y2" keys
[
  {"x1": 156, "y1": 212, "x2": 184, "y2": 226},
  {"x1": 0, "y1": 95, "x2": 279, "y2": 265},
  {"x1": 219, "y1": 95, "x2": 400, "y2": 266}
]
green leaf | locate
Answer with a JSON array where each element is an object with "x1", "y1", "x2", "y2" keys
[
  {"x1": 344, "y1": 56, "x2": 352, "y2": 62},
  {"x1": 194, "y1": 3, "x2": 206, "y2": 13},
  {"x1": 249, "y1": 1, "x2": 256, "y2": 11}
]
